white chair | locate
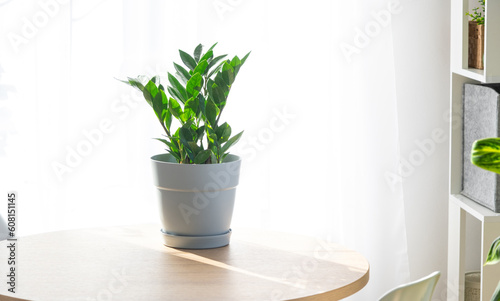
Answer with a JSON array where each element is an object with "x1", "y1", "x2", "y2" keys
[{"x1": 378, "y1": 271, "x2": 441, "y2": 301}]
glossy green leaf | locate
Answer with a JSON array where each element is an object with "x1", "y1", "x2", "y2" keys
[
  {"x1": 206, "y1": 127, "x2": 218, "y2": 146},
  {"x1": 167, "y1": 73, "x2": 187, "y2": 103},
  {"x1": 193, "y1": 44, "x2": 203, "y2": 62},
  {"x1": 196, "y1": 125, "x2": 205, "y2": 142},
  {"x1": 186, "y1": 73, "x2": 202, "y2": 97},
  {"x1": 179, "y1": 50, "x2": 197, "y2": 70},
  {"x1": 198, "y1": 94, "x2": 206, "y2": 118},
  {"x1": 169, "y1": 97, "x2": 183, "y2": 120},
  {"x1": 241, "y1": 51, "x2": 251, "y2": 64},
  {"x1": 207, "y1": 42, "x2": 218, "y2": 52},
  {"x1": 212, "y1": 86, "x2": 226, "y2": 107},
  {"x1": 221, "y1": 65, "x2": 235, "y2": 86},
  {"x1": 199, "y1": 50, "x2": 213, "y2": 64},
  {"x1": 183, "y1": 97, "x2": 198, "y2": 121},
  {"x1": 205, "y1": 98, "x2": 219, "y2": 126},
  {"x1": 166, "y1": 87, "x2": 182, "y2": 105},
  {"x1": 174, "y1": 63, "x2": 191, "y2": 84},
  {"x1": 124, "y1": 77, "x2": 145, "y2": 92},
  {"x1": 221, "y1": 131, "x2": 243, "y2": 154},
  {"x1": 167, "y1": 149, "x2": 181, "y2": 161},
  {"x1": 214, "y1": 74, "x2": 229, "y2": 94},
  {"x1": 179, "y1": 126, "x2": 196, "y2": 162},
  {"x1": 230, "y1": 55, "x2": 242, "y2": 76},
  {"x1": 153, "y1": 89, "x2": 169, "y2": 124},
  {"x1": 154, "y1": 138, "x2": 175, "y2": 150},
  {"x1": 193, "y1": 59, "x2": 209, "y2": 77},
  {"x1": 187, "y1": 141, "x2": 201, "y2": 153},
  {"x1": 206, "y1": 55, "x2": 227, "y2": 74},
  {"x1": 194, "y1": 149, "x2": 212, "y2": 164},
  {"x1": 143, "y1": 79, "x2": 158, "y2": 107},
  {"x1": 207, "y1": 62, "x2": 223, "y2": 78},
  {"x1": 471, "y1": 138, "x2": 500, "y2": 174},
  {"x1": 216, "y1": 122, "x2": 231, "y2": 143},
  {"x1": 486, "y1": 236, "x2": 500, "y2": 265}
]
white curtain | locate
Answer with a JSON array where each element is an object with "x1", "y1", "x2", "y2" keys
[{"x1": 0, "y1": 0, "x2": 450, "y2": 299}]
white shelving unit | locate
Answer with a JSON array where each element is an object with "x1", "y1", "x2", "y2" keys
[{"x1": 448, "y1": 0, "x2": 500, "y2": 300}]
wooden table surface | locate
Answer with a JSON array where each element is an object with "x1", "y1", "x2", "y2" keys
[{"x1": 0, "y1": 224, "x2": 369, "y2": 301}]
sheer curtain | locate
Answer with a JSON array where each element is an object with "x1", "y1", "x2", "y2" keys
[{"x1": 0, "y1": 0, "x2": 450, "y2": 299}]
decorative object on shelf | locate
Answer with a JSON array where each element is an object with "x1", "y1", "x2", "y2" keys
[
  {"x1": 467, "y1": 0, "x2": 485, "y2": 69},
  {"x1": 462, "y1": 83, "x2": 500, "y2": 212},
  {"x1": 120, "y1": 43, "x2": 250, "y2": 249},
  {"x1": 465, "y1": 271, "x2": 481, "y2": 301},
  {"x1": 483, "y1": 226, "x2": 500, "y2": 300}
]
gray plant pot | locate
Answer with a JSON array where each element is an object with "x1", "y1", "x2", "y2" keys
[{"x1": 151, "y1": 154, "x2": 241, "y2": 249}]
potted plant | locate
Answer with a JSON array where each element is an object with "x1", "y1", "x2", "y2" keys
[
  {"x1": 471, "y1": 137, "x2": 500, "y2": 300},
  {"x1": 120, "y1": 43, "x2": 250, "y2": 249},
  {"x1": 466, "y1": 0, "x2": 485, "y2": 69}
]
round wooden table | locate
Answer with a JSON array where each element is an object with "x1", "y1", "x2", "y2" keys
[{"x1": 0, "y1": 224, "x2": 369, "y2": 300}]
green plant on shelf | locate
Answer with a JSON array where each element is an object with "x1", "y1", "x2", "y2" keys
[
  {"x1": 471, "y1": 137, "x2": 500, "y2": 300},
  {"x1": 119, "y1": 43, "x2": 250, "y2": 164},
  {"x1": 466, "y1": 0, "x2": 486, "y2": 25}
]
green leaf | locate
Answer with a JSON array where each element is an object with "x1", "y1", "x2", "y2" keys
[
  {"x1": 221, "y1": 131, "x2": 243, "y2": 154},
  {"x1": 208, "y1": 62, "x2": 224, "y2": 78},
  {"x1": 241, "y1": 51, "x2": 251, "y2": 64},
  {"x1": 214, "y1": 73, "x2": 229, "y2": 93},
  {"x1": 199, "y1": 50, "x2": 213, "y2": 64},
  {"x1": 154, "y1": 138, "x2": 175, "y2": 150},
  {"x1": 206, "y1": 127, "x2": 218, "y2": 146},
  {"x1": 215, "y1": 122, "x2": 231, "y2": 143},
  {"x1": 230, "y1": 56, "x2": 242, "y2": 77},
  {"x1": 471, "y1": 138, "x2": 500, "y2": 174},
  {"x1": 221, "y1": 63, "x2": 235, "y2": 86},
  {"x1": 187, "y1": 141, "x2": 201, "y2": 153},
  {"x1": 196, "y1": 125, "x2": 205, "y2": 142},
  {"x1": 167, "y1": 73, "x2": 188, "y2": 103},
  {"x1": 179, "y1": 49, "x2": 197, "y2": 71},
  {"x1": 183, "y1": 97, "x2": 198, "y2": 121},
  {"x1": 194, "y1": 149, "x2": 212, "y2": 164},
  {"x1": 193, "y1": 59, "x2": 209, "y2": 76},
  {"x1": 179, "y1": 126, "x2": 196, "y2": 162},
  {"x1": 198, "y1": 94, "x2": 206, "y2": 118},
  {"x1": 167, "y1": 86, "x2": 184, "y2": 105},
  {"x1": 174, "y1": 63, "x2": 191, "y2": 84},
  {"x1": 212, "y1": 86, "x2": 226, "y2": 107},
  {"x1": 164, "y1": 110, "x2": 172, "y2": 132},
  {"x1": 153, "y1": 89, "x2": 169, "y2": 124},
  {"x1": 206, "y1": 55, "x2": 227, "y2": 75},
  {"x1": 486, "y1": 236, "x2": 500, "y2": 266},
  {"x1": 167, "y1": 149, "x2": 181, "y2": 162},
  {"x1": 205, "y1": 98, "x2": 220, "y2": 126},
  {"x1": 193, "y1": 44, "x2": 203, "y2": 62},
  {"x1": 186, "y1": 73, "x2": 202, "y2": 97},
  {"x1": 123, "y1": 77, "x2": 145, "y2": 92},
  {"x1": 169, "y1": 97, "x2": 183, "y2": 121},
  {"x1": 143, "y1": 79, "x2": 158, "y2": 107},
  {"x1": 207, "y1": 42, "x2": 218, "y2": 52}
]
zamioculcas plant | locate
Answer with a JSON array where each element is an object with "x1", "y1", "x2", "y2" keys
[
  {"x1": 120, "y1": 43, "x2": 250, "y2": 164},
  {"x1": 471, "y1": 137, "x2": 500, "y2": 300}
]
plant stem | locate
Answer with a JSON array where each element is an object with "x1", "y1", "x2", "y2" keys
[{"x1": 160, "y1": 120, "x2": 171, "y2": 138}]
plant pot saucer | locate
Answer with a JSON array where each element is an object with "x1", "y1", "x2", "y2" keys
[{"x1": 160, "y1": 229, "x2": 232, "y2": 249}]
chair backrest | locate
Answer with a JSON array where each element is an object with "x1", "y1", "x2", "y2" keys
[{"x1": 378, "y1": 271, "x2": 441, "y2": 301}]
